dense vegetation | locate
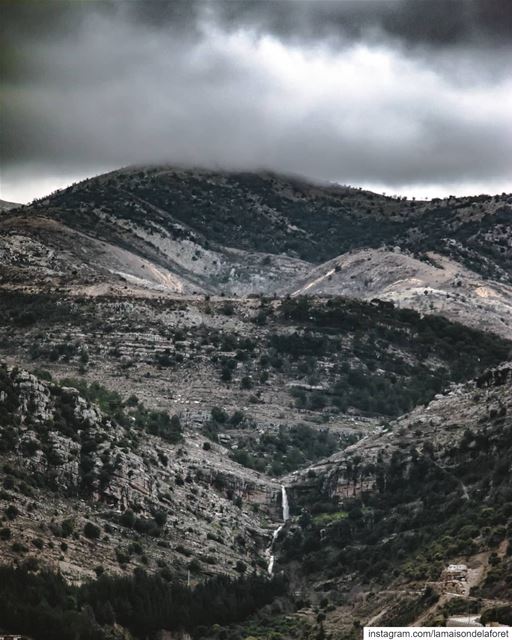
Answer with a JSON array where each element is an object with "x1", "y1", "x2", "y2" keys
[
  {"x1": 0, "y1": 564, "x2": 286, "y2": 640},
  {"x1": 273, "y1": 296, "x2": 511, "y2": 416},
  {"x1": 229, "y1": 424, "x2": 348, "y2": 476},
  {"x1": 203, "y1": 405, "x2": 346, "y2": 475}
]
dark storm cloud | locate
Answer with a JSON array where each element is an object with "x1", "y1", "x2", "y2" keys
[
  {"x1": 211, "y1": 0, "x2": 512, "y2": 48},
  {"x1": 1, "y1": 0, "x2": 512, "y2": 201},
  {"x1": 118, "y1": 0, "x2": 512, "y2": 48}
]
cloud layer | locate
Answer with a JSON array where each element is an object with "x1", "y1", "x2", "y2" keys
[{"x1": 2, "y1": 0, "x2": 512, "y2": 201}]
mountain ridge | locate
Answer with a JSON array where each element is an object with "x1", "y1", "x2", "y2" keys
[
  {"x1": 2, "y1": 166, "x2": 511, "y2": 339},
  {"x1": 1, "y1": 166, "x2": 512, "y2": 638}
]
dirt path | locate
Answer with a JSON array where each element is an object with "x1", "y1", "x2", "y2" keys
[{"x1": 366, "y1": 607, "x2": 390, "y2": 626}]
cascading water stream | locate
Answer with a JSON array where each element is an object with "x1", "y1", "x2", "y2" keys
[
  {"x1": 281, "y1": 485, "x2": 289, "y2": 522},
  {"x1": 267, "y1": 485, "x2": 289, "y2": 576}
]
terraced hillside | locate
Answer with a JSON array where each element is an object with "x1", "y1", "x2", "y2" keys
[
  {"x1": 1, "y1": 167, "x2": 512, "y2": 639},
  {"x1": 1, "y1": 290, "x2": 509, "y2": 454}
]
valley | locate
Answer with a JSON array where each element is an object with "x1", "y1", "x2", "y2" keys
[{"x1": 0, "y1": 168, "x2": 511, "y2": 639}]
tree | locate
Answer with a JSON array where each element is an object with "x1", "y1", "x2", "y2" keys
[
  {"x1": 84, "y1": 522, "x2": 101, "y2": 539},
  {"x1": 120, "y1": 509, "x2": 136, "y2": 528},
  {"x1": 235, "y1": 560, "x2": 247, "y2": 573}
]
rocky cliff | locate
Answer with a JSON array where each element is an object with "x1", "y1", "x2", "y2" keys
[{"x1": 0, "y1": 363, "x2": 280, "y2": 583}]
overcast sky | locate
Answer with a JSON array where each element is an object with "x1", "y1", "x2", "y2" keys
[{"x1": 2, "y1": 0, "x2": 512, "y2": 203}]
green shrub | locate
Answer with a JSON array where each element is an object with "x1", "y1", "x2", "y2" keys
[
  {"x1": 83, "y1": 522, "x2": 101, "y2": 539},
  {"x1": 0, "y1": 527, "x2": 11, "y2": 540}
]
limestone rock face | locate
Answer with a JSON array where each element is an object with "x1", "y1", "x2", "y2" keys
[
  {"x1": 283, "y1": 359, "x2": 512, "y2": 506},
  {"x1": 0, "y1": 363, "x2": 280, "y2": 581}
]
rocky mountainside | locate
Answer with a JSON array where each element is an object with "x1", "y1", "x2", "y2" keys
[
  {"x1": 33, "y1": 167, "x2": 511, "y2": 280},
  {"x1": 270, "y1": 364, "x2": 512, "y2": 636},
  {"x1": 285, "y1": 248, "x2": 512, "y2": 339},
  {"x1": 1, "y1": 291, "x2": 509, "y2": 450},
  {"x1": 0, "y1": 362, "x2": 279, "y2": 585},
  {"x1": 1, "y1": 167, "x2": 511, "y2": 336},
  {"x1": 2, "y1": 359, "x2": 511, "y2": 638},
  {"x1": 0, "y1": 167, "x2": 511, "y2": 639}
]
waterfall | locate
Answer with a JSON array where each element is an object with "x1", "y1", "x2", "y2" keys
[
  {"x1": 267, "y1": 485, "x2": 290, "y2": 576},
  {"x1": 273, "y1": 524, "x2": 284, "y2": 542},
  {"x1": 281, "y1": 485, "x2": 290, "y2": 521}
]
